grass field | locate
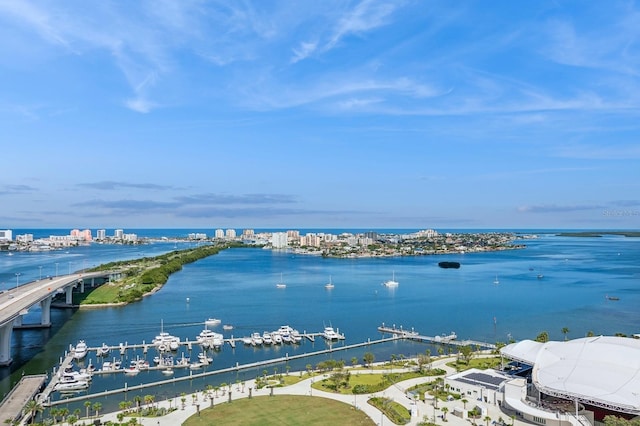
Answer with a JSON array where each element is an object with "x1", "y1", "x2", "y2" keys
[{"x1": 182, "y1": 395, "x2": 375, "y2": 426}]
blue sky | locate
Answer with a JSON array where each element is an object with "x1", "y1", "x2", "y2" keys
[{"x1": 1, "y1": 0, "x2": 639, "y2": 230}]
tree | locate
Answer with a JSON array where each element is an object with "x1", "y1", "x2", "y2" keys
[
  {"x1": 85, "y1": 401, "x2": 92, "y2": 418},
  {"x1": 586, "y1": 330, "x2": 595, "y2": 337},
  {"x1": 459, "y1": 345, "x2": 474, "y2": 364},
  {"x1": 441, "y1": 406, "x2": 449, "y2": 421},
  {"x1": 92, "y1": 402, "x2": 102, "y2": 418},
  {"x1": 484, "y1": 415, "x2": 492, "y2": 426},
  {"x1": 462, "y1": 398, "x2": 468, "y2": 409},
  {"x1": 351, "y1": 357, "x2": 358, "y2": 367},
  {"x1": 535, "y1": 331, "x2": 549, "y2": 343},
  {"x1": 23, "y1": 399, "x2": 43, "y2": 425},
  {"x1": 363, "y1": 352, "x2": 375, "y2": 367},
  {"x1": 561, "y1": 327, "x2": 570, "y2": 341}
]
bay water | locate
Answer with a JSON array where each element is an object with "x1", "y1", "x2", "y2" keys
[{"x1": 1, "y1": 230, "x2": 639, "y2": 414}]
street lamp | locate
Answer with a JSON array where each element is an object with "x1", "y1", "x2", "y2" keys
[{"x1": 15, "y1": 272, "x2": 21, "y2": 290}]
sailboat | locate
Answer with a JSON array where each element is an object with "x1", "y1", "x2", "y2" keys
[
  {"x1": 493, "y1": 275, "x2": 500, "y2": 285},
  {"x1": 276, "y1": 273, "x2": 286, "y2": 288},
  {"x1": 383, "y1": 271, "x2": 399, "y2": 287},
  {"x1": 325, "y1": 276, "x2": 334, "y2": 289}
]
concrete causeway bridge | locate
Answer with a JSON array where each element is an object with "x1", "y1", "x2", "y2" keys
[{"x1": 0, "y1": 270, "x2": 117, "y2": 366}]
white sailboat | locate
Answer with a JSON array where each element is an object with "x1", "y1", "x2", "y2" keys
[
  {"x1": 383, "y1": 271, "x2": 399, "y2": 287},
  {"x1": 493, "y1": 275, "x2": 500, "y2": 285},
  {"x1": 276, "y1": 273, "x2": 286, "y2": 288},
  {"x1": 325, "y1": 275, "x2": 334, "y2": 289}
]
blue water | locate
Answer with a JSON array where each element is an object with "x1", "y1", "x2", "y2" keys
[{"x1": 1, "y1": 230, "x2": 639, "y2": 414}]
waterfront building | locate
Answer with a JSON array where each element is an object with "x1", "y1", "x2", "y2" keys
[
  {"x1": 114, "y1": 229, "x2": 124, "y2": 239},
  {"x1": 0, "y1": 229, "x2": 12, "y2": 241},
  {"x1": 188, "y1": 233, "x2": 207, "y2": 240},
  {"x1": 70, "y1": 229, "x2": 92, "y2": 241},
  {"x1": 15, "y1": 233, "x2": 33, "y2": 243},
  {"x1": 214, "y1": 228, "x2": 224, "y2": 239},
  {"x1": 96, "y1": 229, "x2": 106, "y2": 240},
  {"x1": 242, "y1": 229, "x2": 254, "y2": 238},
  {"x1": 272, "y1": 232, "x2": 288, "y2": 248},
  {"x1": 225, "y1": 228, "x2": 236, "y2": 239},
  {"x1": 500, "y1": 336, "x2": 640, "y2": 424}
]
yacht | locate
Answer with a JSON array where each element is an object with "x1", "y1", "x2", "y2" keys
[
  {"x1": 325, "y1": 276, "x2": 335, "y2": 289},
  {"x1": 223, "y1": 324, "x2": 234, "y2": 331},
  {"x1": 197, "y1": 328, "x2": 216, "y2": 348},
  {"x1": 271, "y1": 332, "x2": 283, "y2": 345},
  {"x1": 291, "y1": 329, "x2": 302, "y2": 344},
  {"x1": 205, "y1": 318, "x2": 221, "y2": 327},
  {"x1": 211, "y1": 333, "x2": 224, "y2": 350},
  {"x1": 383, "y1": 272, "x2": 399, "y2": 288},
  {"x1": 241, "y1": 336, "x2": 253, "y2": 345},
  {"x1": 152, "y1": 321, "x2": 180, "y2": 349},
  {"x1": 97, "y1": 343, "x2": 110, "y2": 357},
  {"x1": 73, "y1": 340, "x2": 88, "y2": 360},
  {"x1": 251, "y1": 332, "x2": 263, "y2": 346},
  {"x1": 54, "y1": 379, "x2": 89, "y2": 392},
  {"x1": 322, "y1": 326, "x2": 341, "y2": 341},
  {"x1": 262, "y1": 332, "x2": 273, "y2": 345}
]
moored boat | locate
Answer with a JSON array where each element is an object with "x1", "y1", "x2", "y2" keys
[{"x1": 73, "y1": 340, "x2": 88, "y2": 360}]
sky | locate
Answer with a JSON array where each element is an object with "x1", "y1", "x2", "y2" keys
[{"x1": 0, "y1": 0, "x2": 639, "y2": 230}]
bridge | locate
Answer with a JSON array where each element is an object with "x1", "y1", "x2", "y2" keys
[{"x1": 0, "y1": 270, "x2": 117, "y2": 366}]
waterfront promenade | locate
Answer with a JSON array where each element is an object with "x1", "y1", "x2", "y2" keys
[{"x1": 96, "y1": 355, "x2": 522, "y2": 426}]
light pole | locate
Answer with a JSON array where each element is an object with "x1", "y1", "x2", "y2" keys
[
  {"x1": 15, "y1": 272, "x2": 21, "y2": 290},
  {"x1": 39, "y1": 266, "x2": 43, "y2": 280},
  {"x1": 55, "y1": 263, "x2": 59, "y2": 277}
]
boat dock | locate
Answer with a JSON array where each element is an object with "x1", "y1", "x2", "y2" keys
[
  {"x1": 378, "y1": 324, "x2": 496, "y2": 350},
  {"x1": 44, "y1": 335, "x2": 398, "y2": 407}
]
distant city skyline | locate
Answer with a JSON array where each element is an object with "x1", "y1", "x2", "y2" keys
[{"x1": 1, "y1": 1, "x2": 638, "y2": 229}]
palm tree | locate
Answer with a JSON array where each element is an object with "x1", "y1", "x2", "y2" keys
[
  {"x1": 586, "y1": 330, "x2": 595, "y2": 337},
  {"x1": 561, "y1": 327, "x2": 570, "y2": 341},
  {"x1": 23, "y1": 399, "x2": 43, "y2": 424},
  {"x1": 441, "y1": 406, "x2": 449, "y2": 420},
  {"x1": 484, "y1": 415, "x2": 492, "y2": 426},
  {"x1": 92, "y1": 402, "x2": 102, "y2": 418},
  {"x1": 84, "y1": 401, "x2": 92, "y2": 419},
  {"x1": 462, "y1": 398, "x2": 468, "y2": 409},
  {"x1": 363, "y1": 352, "x2": 375, "y2": 367},
  {"x1": 351, "y1": 357, "x2": 358, "y2": 367},
  {"x1": 59, "y1": 407, "x2": 69, "y2": 423},
  {"x1": 49, "y1": 407, "x2": 60, "y2": 424}
]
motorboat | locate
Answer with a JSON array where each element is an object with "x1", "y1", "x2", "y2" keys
[
  {"x1": 205, "y1": 318, "x2": 221, "y2": 327},
  {"x1": 161, "y1": 368, "x2": 174, "y2": 375},
  {"x1": 73, "y1": 340, "x2": 88, "y2": 360},
  {"x1": 291, "y1": 329, "x2": 302, "y2": 344},
  {"x1": 383, "y1": 272, "x2": 399, "y2": 288},
  {"x1": 262, "y1": 332, "x2": 273, "y2": 345},
  {"x1": 241, "y1": 336, "x2": 253, "y2": 345},
  {"x1": 198, "y1": 353, "x2": 213, "y2": 364},
  {"x1": 61, "y1": 370, "x2": 92, "y2": 382},
  {"x1": 223, "y1": 324, "x2": 234, "y2": 331},
  {"x1": 54, "y1": 379, "x2": 89, "y2": 392},
  {"x1": 251, "y1": 332, "x2": 263, "y2": 346},
  {"x1": 271, "y1": 332, "x2": 283, "y2": 345},
  {"x1": 197, "y1": 328, "x2": 216, "y2": 348},
  {"x1": 322, "y1": 326, "x2": 341, "y2": 341},
  {"x1": 212, "y1": 333, "x2": 224, "y2": 350},
  {"x1": 189, "y1": 362, "x2": 204, "y2": 370},
  {"x1": 169, "y1": 340, "x2": 180, "y2": 351},
  {"x1": 97, "y1": 343, "x2": 110, "y2": 357}
]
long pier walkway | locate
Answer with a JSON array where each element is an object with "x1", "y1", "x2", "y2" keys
[
  {"x1": 0, "y1": 374, "x2": 47, "y2": 424},
  {"x1": 378, "y1": 324, "x2": 496, "y2": 350}
]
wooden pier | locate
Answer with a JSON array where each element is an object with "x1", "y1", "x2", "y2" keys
[{"x1": 378, "y1": 324, "x2": 495, "y2": 350}]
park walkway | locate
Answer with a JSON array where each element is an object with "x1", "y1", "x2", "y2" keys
[{"x1": 96, "y1": 356, "x2": 521, "y2": 426}]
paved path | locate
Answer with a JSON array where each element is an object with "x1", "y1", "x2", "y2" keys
[{"x1": 95, "y1": 356, "x2": 525, "y2": 426}]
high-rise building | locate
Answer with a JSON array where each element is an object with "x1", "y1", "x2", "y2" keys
[
  {"x1": 0, "y1": 230, "x2": 12, "y2": 241},
  {"x1": 272, "y1": 232, "x2": 288, "y2": 248}
]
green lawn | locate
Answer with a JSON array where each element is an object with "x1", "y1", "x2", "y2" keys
[{"x1": 182, "y1": 395, "x2": 375, "y2": 426}]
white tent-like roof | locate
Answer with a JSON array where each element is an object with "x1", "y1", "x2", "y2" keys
[{"x1": 501, "y1": 336, "x2": 640, "y2": 415}]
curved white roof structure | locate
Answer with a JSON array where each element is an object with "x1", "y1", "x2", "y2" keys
[{"x1": 501, "y1": 336, "x2": 640, "y2": 415}]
